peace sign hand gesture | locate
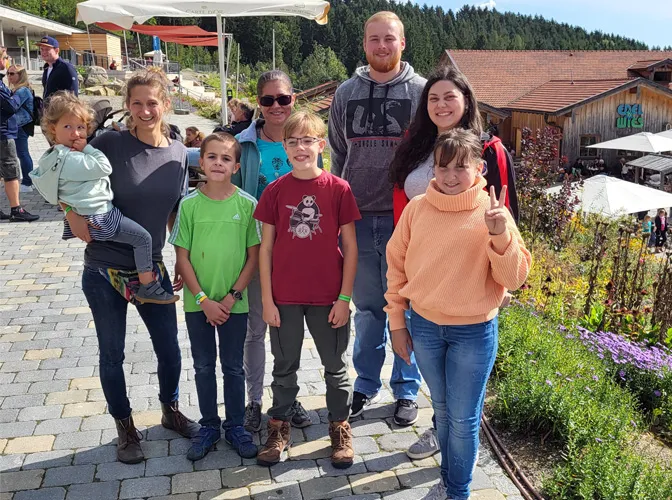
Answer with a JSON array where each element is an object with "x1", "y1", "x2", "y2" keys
[{"x1": 485, "y1": 185, "x2": 509, "y2": 236}]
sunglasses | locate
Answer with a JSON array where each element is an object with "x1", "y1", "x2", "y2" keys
[
  {"x1": 7, "y1": 72, "x2": 17, "y2": 76},
  {"x1": 259, "y1": 95, "x2": 292, "y2": 107}
]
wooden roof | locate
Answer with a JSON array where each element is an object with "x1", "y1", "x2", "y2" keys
[
  {"x1": 507, "y1": 79, "x2": 632, "y2": 113},
  {"x1": 442, "y1": 50, "x2": 672, "y2": 108}
]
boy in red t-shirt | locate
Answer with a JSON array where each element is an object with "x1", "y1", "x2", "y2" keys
[{"x1": 254, "y1": 111, "x2": 361, "y2": 469}]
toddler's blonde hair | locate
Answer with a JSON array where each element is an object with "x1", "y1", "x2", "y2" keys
[{"x1": 41, "y1": 91, "x2": 94, "y2": 145}]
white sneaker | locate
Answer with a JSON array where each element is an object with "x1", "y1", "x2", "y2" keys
[
  {"x1": 407, "y1": 428, "x2": 439, "y2": 460},
  {"x1": 20, "y1": 185, "x2": 33, "y2": 193},
  {"x1": 422, "y1": 482, "x2": 449, "y2": 500}
]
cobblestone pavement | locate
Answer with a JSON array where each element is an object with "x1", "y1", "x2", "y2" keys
[{"x1": 0, "y1": 113, "x2": 521, "y2": 499}]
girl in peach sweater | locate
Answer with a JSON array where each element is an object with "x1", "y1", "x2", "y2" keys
[{"x1": 385, "y1": 129, "x2": 531, "y2": 500}]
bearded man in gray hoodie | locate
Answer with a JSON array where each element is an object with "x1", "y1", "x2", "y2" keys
[{"x1": 328, "y1": 11, "x2": 426, "y2": 427}]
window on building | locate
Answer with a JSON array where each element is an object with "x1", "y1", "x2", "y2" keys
[
  {"x1": 653, "y1": 71, "x2": 672, "y2": 83},
  {"x1": 580, "y1": 135, "x2": 600, "y2": 157}
]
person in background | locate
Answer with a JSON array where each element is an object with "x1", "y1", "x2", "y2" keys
[
  {"x1": 215, "y1": 99, "x2": 255, "y2": 136},
  {"x1": 655, "y1": 209, "x2": 668, "y2": 253},
  {"x1": 36, "y1": 36, "x2": 78, "y2": 100},
  {"x1": 328, "y1": 10, "x2": 426, "y2": 427},
  {"x1": 184, "y1": 126, "x2": 205, "y2": 148},
  {"x1": 0, "y1": 48, "x2": 39, "y2": 222},
  {"x1": 109, "y1": 60, "x2": 118, "y2": 71},
  {"x1": 7, "y1": 64, "x2": 35, "y2": 193}
]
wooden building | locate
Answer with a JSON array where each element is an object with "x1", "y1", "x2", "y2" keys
[
  {"x1": 55, "y1": 32, "x2": 122, "y2": 69},
  {"x1": 440, "y1": 50, "x2": 672, "y2": 164}
]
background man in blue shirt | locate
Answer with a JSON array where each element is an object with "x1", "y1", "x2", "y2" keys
[{"x1": 37, "y1": 36, "x2": 78, "y2": 100}]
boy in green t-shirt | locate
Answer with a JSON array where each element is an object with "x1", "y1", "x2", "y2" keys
[{"x1": 169, "y1": 133, "x2": 260, "y2": 461}]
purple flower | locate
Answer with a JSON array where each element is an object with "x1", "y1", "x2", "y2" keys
[
  {"x1": 654, "y1": 390, "x2": 662, "y2": 397},
  {"x1": 565, "y1": 334, "x2": 575, "y2": 339},
  {"x1": 555, "y1": 371, "x2": 562, "y2": 377},
  {"x1": 558, "y1": 325, "x2": 567, "y2": 332},
  {"x1": 595, "y1": 438, "x2": 603, "y2": 443},
  {"x1": 545, "y1": 379, "x2": 553, "y2": 386},
  {"x1": 526, "y1": 352, "x2": 533, "y2": 356},
  {"x1": 592, "y1": 375, "x2": 599, "y2": 381}
]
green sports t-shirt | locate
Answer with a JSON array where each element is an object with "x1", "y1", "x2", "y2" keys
[{"x1": 169, "y1": 187, "x2": 261, "y2": 313}]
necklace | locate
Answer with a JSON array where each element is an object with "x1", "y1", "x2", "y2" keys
[
  {"x1": 261, "y1": 125, "x2": 282, "y2": 143},
  {"x1": 132, "y1": 129, "x2": 167, "y2": 147}
]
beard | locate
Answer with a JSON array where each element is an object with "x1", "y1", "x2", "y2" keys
[{"x1": 367, "y1": 50, "x2": 402, "y2": 73}]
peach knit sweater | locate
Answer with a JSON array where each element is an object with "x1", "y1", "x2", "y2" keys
[{"x1": 385, "y1": 177, "x2": 531, "y2": 330}]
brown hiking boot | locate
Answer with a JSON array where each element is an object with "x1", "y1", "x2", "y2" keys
[
  {"x1": 161, "y1": 401, "x2": 200, "y2": 438},
  {"x1": 257, "y1": 419, "x2": 291, "y2": 466},
  {"x1": 329, "y1": 420, "x2": 354, "y2": 469},
  {"x1": 115, "y1": 415, "x2": 144, "y2": 464}
]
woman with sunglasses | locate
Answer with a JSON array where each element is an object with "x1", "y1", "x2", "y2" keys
[{"x1": 235, "y1": 70, "x2": 319, "y2": 434}]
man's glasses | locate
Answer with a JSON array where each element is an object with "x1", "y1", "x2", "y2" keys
[
  {"x1": 284, "y1": 137, "x2": 320, "y2": 148},
  {"x1": 7, "y1": 72, "x2": 17, "y2": 76},
  {"x1": 259, "y1": 95, "x2": 292, "y2": 107}
]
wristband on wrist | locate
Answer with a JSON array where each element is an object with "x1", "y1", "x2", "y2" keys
[
  {"x1": 338, "y1": 294, "x2": 351, "y2": 303},
  {"x1": 63, "y1": 206, "x2": 72, "y2": 214},
  {"x1": 195, "y1": 292, "x2": 207, "y2": 305}
]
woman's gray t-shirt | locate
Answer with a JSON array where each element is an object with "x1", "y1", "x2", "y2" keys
[
  {"x1": 404, "y1": 155, "x2": 434, "y2": 200},
  {"x1": 85, "y1": 130, "x2": 188, "y2": 270}
]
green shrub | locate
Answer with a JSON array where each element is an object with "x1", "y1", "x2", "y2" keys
[{"x1": 492, "y1": 305, "x2": 672, "y2": 498}]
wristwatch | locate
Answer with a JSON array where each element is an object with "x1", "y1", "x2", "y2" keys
[{"x1": 229, "y1": 289, "x2": 243, "y2": 301}]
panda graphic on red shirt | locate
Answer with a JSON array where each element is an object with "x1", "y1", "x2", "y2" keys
[{"x1": 286, "y1": 195, "x2": 323, "y2": 240}]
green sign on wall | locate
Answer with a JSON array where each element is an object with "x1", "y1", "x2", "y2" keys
[{"x1": 616, "y1": 104, "x2": 644, "y2": 129}]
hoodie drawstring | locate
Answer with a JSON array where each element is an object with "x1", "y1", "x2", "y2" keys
[
  {"x1": 367, "y1": 81, "x2": 375, "y2": 131},
  {"x1": 382, "y1": 84, "x2": 390, "y2": 137}
]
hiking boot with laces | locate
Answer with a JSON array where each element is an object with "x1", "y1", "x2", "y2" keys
[
  {"x1": 393, "y1": 399, "x2": 418, "y2": 426},
  {"x1": 187, "y1": 426, "x2": 221, "y2": 461},
  {"x1": 225, "y1": 425, "x2": 258, "y2": 459},
  {"x1": 257, "y1": 419, "x2": 291, "y2": 466},
  {"x1": 407, "y1": 427, "x2": 439, "y2": 460},
  {"x1": 422, "y1": 482, "x2": 449, "y2": 500},
  {"x1": 115, "y1": 415, "x2": 144, "y2": 464},
  {"x1": 291, "y1": 400, "x2": 312, "y2": 428},
  {"x1": 161, "y1": 401, "x2": 200, "y2": 438},
  {"x1": 136, "y1": 280, "x2": 179, "y2": 305},
  {"x1": 244, "y1": 401, "x2": 262, "y2": 433},
  {"x1": 329, "y1": 420, "x2": 354, "y2": 469}
]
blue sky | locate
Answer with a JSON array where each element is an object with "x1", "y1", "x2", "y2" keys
[{"x1": 425, "y1": 0, "x2": 671, "y2": 48}]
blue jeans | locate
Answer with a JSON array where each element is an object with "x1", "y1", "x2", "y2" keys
[
  {"x1": 352, "y1": 215, "x2": 421, "y2": 400},
  {"x1": 186, "y1": 311, "x2": 247, "y2": 429},
  {"x1": 15, "y1": 128, "x2": 33, "y2": 186},
  {"x1": 410, "y1": 311, "x2": 498, "y2": 500},
  {"x1": 110, "y1": 215, "x2": 153, "y2": 274},
  {"x1": 82, "y1": 265, "x2": 181, "y2": 420}
]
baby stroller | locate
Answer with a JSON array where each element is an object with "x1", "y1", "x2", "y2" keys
[{"x1": 87, "y1": 99, "x2": 129, "y2": 143}]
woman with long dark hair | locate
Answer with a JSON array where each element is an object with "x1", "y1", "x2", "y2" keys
[
  {"x1": 390, "y1": 65, "x2": 518, "y2": 225},
  {"x1": 389, "y1": 65, "x2": 519, "y2": 464}
]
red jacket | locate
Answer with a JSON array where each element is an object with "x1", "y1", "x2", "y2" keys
[{"x1": 393, "y1": 134, "x2": 518, "y2": 225}]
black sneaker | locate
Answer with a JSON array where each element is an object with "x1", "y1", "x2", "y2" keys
[
  {"x1": 350, "y1": 391, "x2": 381, "y2": 418},
  {"x1": 0, "y1": 211, "x2": 10, "y2": 220},
  {"x1": 393, "y1": 399, "x2": 418, "y2": 426},
  {"x1": 9, "y1": 207, "x2": 39, "y2": 222},
  {"x1": 244, "y1": 402, "x2": 262, "y2": 433},
  {"x1": 291, "y1": 400, "x2": 312, "y2": 428}
]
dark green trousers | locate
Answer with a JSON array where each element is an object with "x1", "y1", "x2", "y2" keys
[{"x1": 268, "y1": 305, "x2": 352, "y2": 422}]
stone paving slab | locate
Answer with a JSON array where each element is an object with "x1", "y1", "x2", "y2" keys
[{"x1": 0, "y1": 112, "x2": 518, "y2": 498}]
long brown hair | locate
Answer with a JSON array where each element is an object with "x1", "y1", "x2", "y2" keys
[{"x1": 389, "y1": 65, "x2": 482, "y2": 188}]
